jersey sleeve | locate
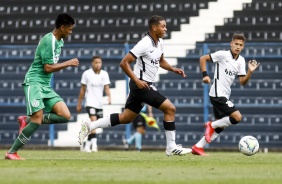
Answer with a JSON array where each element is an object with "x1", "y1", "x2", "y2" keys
[
  {"x1": 129, "y1": 39, "x2": 147, "y2": 59},
  {"x1": 238, "y1": 59, "x2": 247, "y2": 76},
  {"x1": 103, "y1": 71, "x2": 111, "y2": 86},
  {"x1": 81, "y1": 71, "x2": 87, "y2": 85},
  {"x1": 40, "y1": 40, "x2": 55, "y2": 65},
  {"x1": 210, "y1": 50, "x2": 225, "y2": 63}
]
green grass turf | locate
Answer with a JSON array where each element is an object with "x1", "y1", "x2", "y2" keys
[{"x1": 0, "y1": 150, "x2": 281, "y2": 184}]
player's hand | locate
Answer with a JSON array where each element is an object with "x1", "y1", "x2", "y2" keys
[
  {"x1": 68, "y1": 58, "x2": 79, "y2": 67},
  {"x1": 248, "y1": 60, "x2": 260, "y2": 73},
  {"x1": 76, "y1": 104, "x2": 82, "y2": 113},
  {"x1": 202, "y1": 76, "x2": 211, "y2": 84},
  {"x1": 173, "y1": 67, "x2": 187, "y2": 77},
  {"x1": 136, "y1": 79, "x2": 150, "y2": 89}
]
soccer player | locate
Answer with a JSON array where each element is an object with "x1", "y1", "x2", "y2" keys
[
  {"x1": 123, "y1": 105, "x2": 153, "y2": 151},
  {"x1": 78, "y1": 15, "x2": 192, "y2": 156},
  {"x1": 76, "y1": 56, "x2": 111, "y2": 153},
  {"x1": 5, "y1": 13, "x2": 78, "y2": 160},
  {"x1": 192, "y1": 33, "x2": 260, "y2": 156}
]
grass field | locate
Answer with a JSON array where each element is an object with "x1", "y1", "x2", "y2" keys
[{"x1": 0, "y1": 149, "x2": 281, "y2": 184}]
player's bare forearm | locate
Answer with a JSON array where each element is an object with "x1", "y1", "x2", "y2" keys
[
  {"x1": 147, "y1": 105, "x2": 153, "y2": 117},
  {"x1": 120, "y1": 53, "x2": 139, "y2": 83},
  {"x1": 199, "y1": 55, "x2": 211, "y2": 72},
  {"x1": 239, "y1": 60, "x2": 260, "y2": 86},
  {"x1": 160, "y1": 58, "x2": 186, "y2": 77},
  {"x1": 77, "y1": 85, "x2": 86, "y2": 104},
  {"x1": 44, "y1": 58, "x2": 79, "y2": 73},
  {"x1": 120, "y1": 53, "x2": 150, "y2": 89},
  {"x1": 160, "y1": 58, "x2": 174, "y2": 72},
  {"x1": 104, "y1": 85, "x2": 111, "y2": 104},
  {"x1": 239, "y1": 69, "x2": 252, "y2": 86}
]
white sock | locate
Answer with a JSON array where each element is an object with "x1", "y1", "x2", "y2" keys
[
  {"x1": 89, "y1": 116, "x2": 111, "y2": 131},
  {"x1": 165, "y1": 130, "x2": 177, "y2": 149},
  {"x1": 211, "y1": 132, "x2": 219, "y2": 141},
  {"x1": 195, "y1": 132, "x2": 220, "y2": 148},
  {"x1": 91, "y1": 138, "x2": 97, "y2": 148},
  {"x1": 91, "y1": 138, "x2": 97, "y2": 151},
  {"x1": 195, "y1": 136, "x2": 207, "y2": 148},
  {"x1": 84, "y1": 141, "x2": 91, "y2": 151},
  {"x1": 211, "y1": 116, "x2": 231, "y2": 129}
]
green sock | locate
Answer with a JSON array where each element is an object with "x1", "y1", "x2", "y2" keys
[
  {"x1": 9, "y1": 122, "x2": 40, "y2": 153},
  {"x1": 42, "y1": 113, "x2": 69, "y2": 124}
]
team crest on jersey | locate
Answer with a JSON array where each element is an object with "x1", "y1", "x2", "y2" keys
[
  {"x1": 226, "y1": 100, "x2": 234, "y2": 107},
  {"x1": 89, "y1": 108, "x2": 96, "y2": 114},
  {"x1": 31, "y1": 99, "x2": 40, "y2": 107}
]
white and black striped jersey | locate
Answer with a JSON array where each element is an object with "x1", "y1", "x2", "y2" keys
[
  {"x1": 129, "y1": 33, "x2": 164, "y2": 82},
  {"x1": 209, "y1": 50, "x2": 246, "y2": 99}
]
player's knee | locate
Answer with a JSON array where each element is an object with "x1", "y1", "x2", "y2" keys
[
  {"x1": 164, "y1": 103, "x2": 176, "y2": 115},
  {"x1": 61, "y1": 113, "x2": 71, "y2": 120},
  {"x1": 229, "y1": 116, "x2": 241, "y2": 124},
  {"x1": 57, "y1": 111, "x2": 71, "y2": 120},
  {"x1": 65, "y1": 113, "x2": 71, "y2": 120},
  {"x1": 118, "y1": 113, "x2": 133, "y2": 124}
]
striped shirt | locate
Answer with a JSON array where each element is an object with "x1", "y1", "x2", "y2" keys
[
  {"x1": 129, "y1": 33, "x2": 164, "y2": 82},
  {"x1": 209, "y1": 50, "x2": 246, "y2": 99}
]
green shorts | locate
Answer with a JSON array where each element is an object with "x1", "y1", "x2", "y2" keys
[{"x1": 23, "y1": 83, "x2": 63, "y2": 115}]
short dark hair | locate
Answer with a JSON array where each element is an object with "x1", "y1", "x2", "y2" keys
[
  {"x1": 149, "y1": 15, "x2": 165, "y2": 29},
  {"x1": 92, "y1": 56, "x2": 102, "y2": 61},
  {"x1": 55, "y1": 13, "x2": 75, "y2": 29},
  {"x1": 232, "y1": 33, "x2": 246, "y2": 42}
]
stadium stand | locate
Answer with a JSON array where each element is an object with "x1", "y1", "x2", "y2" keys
[
  {"x1": 0, "y1": 0, "x2": 281, "y2": 150},
  {"x1": 203, "y1": 0, "x2": 282, "y2": 42},
  {"x1": 0, "y1": 0, "x2": 216, "y2": 44}
]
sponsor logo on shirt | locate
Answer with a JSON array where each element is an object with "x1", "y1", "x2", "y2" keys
[
  {"x1": 225, "y1": 69, "x2": 237, "y2": 76},
  {"x1": 151, "y1": 59, "x2": 159, "y2": 65}
]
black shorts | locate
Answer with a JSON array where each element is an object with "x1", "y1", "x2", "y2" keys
[
  {"x1": 125, "y1": 80, "x2": 167, "y2": 114},
  {"x1": 132, "y1": 114, "x2": 146, "y2": 129},
  {"x1": 210, "y1": 96, "x2": 237, "y2": 119},
  {"x1": 86, "y1": 106, "x2": 103, "y2": 119}
]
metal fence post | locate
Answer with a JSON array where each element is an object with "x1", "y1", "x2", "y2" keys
[
  {"x1": 49, "y1": 75, "x2": 54, "y2": 147},
  {"x1": 203, "y1": 44, "x2": 209, "y2": 123},
  {"x1": 124, "y1": 43, "x2": 131, "y2": 139}
]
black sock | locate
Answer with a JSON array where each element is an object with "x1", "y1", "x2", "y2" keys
[
  {"x1": 163, "y1": 121, "x2": 175, "y2": 131},
  {"x1": 110, "y1": 113, "x2": 120, "y2": 127},
  {"x1": 215, "y1": 128, "x2": 224, "y2": 134},
  {"x1": 88, "y1": 133, "x2": 97, "y2": 141}
]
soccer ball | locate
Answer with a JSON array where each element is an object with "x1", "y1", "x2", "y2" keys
[{"x1": 238, "y1": 136, "x2": 259, "y2": 156}]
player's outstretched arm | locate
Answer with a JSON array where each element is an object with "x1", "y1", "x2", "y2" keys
[
  {"x1": 199, "y1": 55, "x2": 211, "y2": 84},
  {"x1": 104, "y1": 84, "x2": 111, "y2": 105},
  {"x1": 159, "y1": 55, "x2": 186, "y2": 77},
  {"x1": 44, "y1": 58, "x2": 79, "y2": 73},
  {"x1": 239, "y1": 60, "x2": 260, "y2": 86},
  {"x1": 120, "y1": 53, "x2": 150, "y2": 89},
  {"x1": 77, "y1": 84, "x2": 86, "y2": 113}
]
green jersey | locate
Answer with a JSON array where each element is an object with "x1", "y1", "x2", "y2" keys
[{"x1": 24, "y1": 32, "x2": 64, "y2": 86}]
